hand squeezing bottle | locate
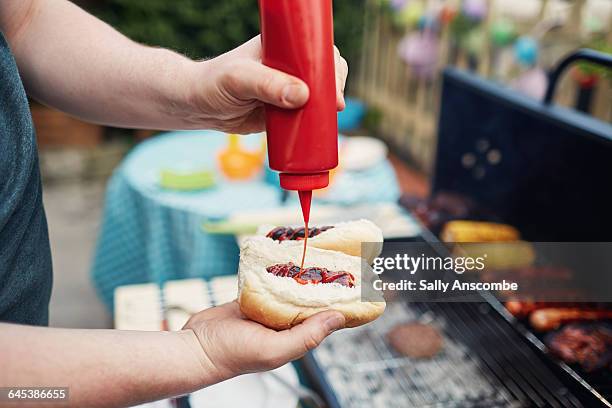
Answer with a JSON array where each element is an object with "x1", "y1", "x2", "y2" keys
[{"x1": 259, "y1": 0, "x2": 339, "y2": 269}]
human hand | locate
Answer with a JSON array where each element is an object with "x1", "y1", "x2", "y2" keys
[
  {"x1": 183, "y1": 301, "x2": 345, "y2": 381},
  {"x1": 184, "y1": 36, "x2": 348, "y2": 134}
]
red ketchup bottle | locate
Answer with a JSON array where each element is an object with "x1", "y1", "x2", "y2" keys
[{"x1": 258, "y1": 0, "x2": 339, "y2": 228}]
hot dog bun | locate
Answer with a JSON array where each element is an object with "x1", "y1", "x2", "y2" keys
[
  {"x1": 257, "y1": 219, "x2": 383, "y2": 264},
  {"x1": 238, "y1": 237, "x2": 386, "y2": 330}
]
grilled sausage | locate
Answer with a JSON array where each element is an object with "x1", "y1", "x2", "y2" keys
[{"x1": 530, "y1": 308, "x2": 612, "y2": 331}]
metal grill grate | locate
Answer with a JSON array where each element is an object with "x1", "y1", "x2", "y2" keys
[
  {"x1": 429, "y1": 302, "x2": 583, "y2": 408},
  {"x1": 308, "y1": 301, "x2": 590, "y2": 408}
]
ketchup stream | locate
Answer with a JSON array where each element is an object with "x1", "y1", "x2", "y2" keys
[{"x1": 298, "y1": 190, "x2": 312, "y2": 271}]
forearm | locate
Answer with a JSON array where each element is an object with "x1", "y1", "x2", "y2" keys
[
  {"x1": 3, "y1": 0, "x2": 199, "y2": 129},
  {"x1": 0, "y1": 323, "x2": 220, "y2": 408}
]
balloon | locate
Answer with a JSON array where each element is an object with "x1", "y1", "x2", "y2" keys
[
  {"x1": 465, "y1": 28, "x2": 486, "y2": 56},
  {"x1": 491, "y1": 20, "x2": 516, "y2": 47},
  {"x1": 463, "y1": 0, "x2": 487, "y2": 21},
  {"x1": 418, "y1": 14, "x2": 438, "y2": 31},
  {"x1": 585, "y1": 16, "x2": 603, "y2": 33},
  {"x1": 511, "y1": 67, "x2": 548, "y2": 100},
  {"x1": 397, "y1": 1, "x2": 424, "y2": 27},
  {"x1": 398, "y1": 31, "x2": 440, "y2": 79},
  {"x1": 439, "y1": 5, "x2": 457, "y2": 25},
  {"x1": 571, "y1": 66, "x2": 599, "y2": 88},
  {"x1": 390, "y1": 0, "x2": 408, "y2": 11},
  {"x1": 514, "y1": 36, "x2": 538, "y2": 67}
]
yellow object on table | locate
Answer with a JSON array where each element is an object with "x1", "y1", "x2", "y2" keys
[
  {"x1": 159, "y1": 168, "x2": 215, "y2": 191},
  {"x1": 217, "y1": 134, "x2": 265, "y2": 180}
]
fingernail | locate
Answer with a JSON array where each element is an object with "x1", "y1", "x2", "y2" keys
[
  {"x1": 282, "y1": 83, "x2": 308, "y2": 106},
  {"x1": 324, "y1": 314, "x2": 345, "y2": 333}
]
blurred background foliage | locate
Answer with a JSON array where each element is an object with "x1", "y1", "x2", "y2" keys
[{"x1": 92, "y1": 0, "x2": 366, "y2": 69}]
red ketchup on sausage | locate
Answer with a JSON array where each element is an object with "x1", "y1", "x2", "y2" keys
[{"x1": 259, "y1": 0, "x2": 339, "y2": 271}]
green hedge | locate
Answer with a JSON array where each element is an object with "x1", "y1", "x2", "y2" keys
[{"x1": 93, "y1": 0, "x2": 365, "y2": 67}]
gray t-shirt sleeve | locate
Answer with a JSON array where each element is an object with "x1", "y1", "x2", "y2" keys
[{"x1": 0, "y1": 31, "x2": 52, "y2": 326}]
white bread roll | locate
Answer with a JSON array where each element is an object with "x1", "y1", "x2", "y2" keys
[
  {"x1": 257, "y1": 219, "x2": 383, "y2": 264},
  {"x1": 238, "y1": 237, "x2": 385, "y2": 330}
]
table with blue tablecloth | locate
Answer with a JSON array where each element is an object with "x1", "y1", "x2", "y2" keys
[{"x1": 91, "y1": 130, "x2": 400, "y2": 309}]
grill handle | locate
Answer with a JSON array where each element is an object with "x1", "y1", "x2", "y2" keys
[{"x1": 543, "y1": 48, "x2": 612, "y2": 105}]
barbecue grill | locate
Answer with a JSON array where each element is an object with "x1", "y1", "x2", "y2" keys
[
  {"x1": 433, "y1": 50, "x2": 612, "y2": 241},
  {"x1": 302, "y1": 50, "x2": 612, "y2": 407}
]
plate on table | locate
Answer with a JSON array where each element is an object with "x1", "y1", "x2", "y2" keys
[
  {"x1": 131, "y1": 363, "x2": 299, "y2": 408},
  {"x1": 189, "y1": 364, "x2": 299, "y2": 408},
  {"x1": 340, "y1": 136, "x2": 388, "y2": 171}
]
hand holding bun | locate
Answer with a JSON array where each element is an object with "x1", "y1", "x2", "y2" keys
[{"x1": 183, "y1": 301, "x2": 346, "y2": 382}]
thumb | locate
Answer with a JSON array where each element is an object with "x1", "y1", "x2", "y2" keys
[
  {"x1": 272, "y1": 311, "x2": 345, "y2": 363},
  {"x1": 222, "y1": 60, "x2": 310, "y2": 109}
]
